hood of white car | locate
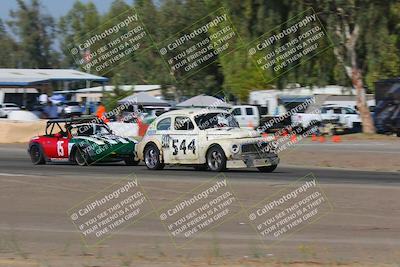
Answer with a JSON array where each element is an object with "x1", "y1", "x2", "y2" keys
[{"x1": 205, "y1": 127, "x2": 261, "y2": 140}]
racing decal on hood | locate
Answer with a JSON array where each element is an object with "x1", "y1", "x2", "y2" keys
[
  {"x1": 98, "y1": 135, "x2": 131, "y2": 144},
  {"x1": 74, "y1": 135, "x2": 133, "y2": 146},
  {"x1": 96, "y1": 135, "x2": 118, "y2": 144}
]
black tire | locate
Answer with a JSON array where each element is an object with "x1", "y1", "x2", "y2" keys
[
  {"x1": 193, "y1": 164, "x2": 208, "y2": 171},
  {"x1": 257, "y1": 164, "x2": 277, "y2": 173},
  {"x1": 144, "y1": 144, "x2": 164, "y2": 170},
  {"x1": 29, "y1": 144, "x2": 46, "y2": 165},
  {"x1": 206, "y1": 146, "x2": 227, "y2": 172},
  {"x1": 73, "y1": 146, "x2": 92, "y2": 166},
  {"x1": 124, "y1": 156, "x2": 140, "y2": 166}
]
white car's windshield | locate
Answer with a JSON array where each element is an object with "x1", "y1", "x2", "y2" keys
[{"x1": 194, "y1": 112, "x2": 239, "y2": 130}]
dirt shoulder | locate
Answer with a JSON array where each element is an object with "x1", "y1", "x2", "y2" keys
[
  {"x1": 279, "y1": 137, "x2": 400, "y2": 172},
  {"x1": 0, "y1": 257, "x2": 397, "y2": 267}
]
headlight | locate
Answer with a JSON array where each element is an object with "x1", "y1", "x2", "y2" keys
[{"x1": 231, "y1": 144, "x2": 239, "y2": 154}]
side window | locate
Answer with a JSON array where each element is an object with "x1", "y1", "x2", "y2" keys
[
  {"x1": 157, "y1": 117, "x2": 171, "y2": 131},
  {"x1": 246, "y1": 108, "x2": 254, "y2": 115},
  {"x1": 175, "y1": 116, "x2": 194, "y2": 130},
  {"x1": 333, "y1": 108, "x2": 341, "y2": 114},
  {"x1": 232, "y1": 108, "x2": 241, "y2": 115},
  {"x1": 345, "y1": 108, "x2": 356, "y2": 114}
]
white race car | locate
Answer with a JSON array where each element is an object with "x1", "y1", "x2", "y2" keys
[{"x1": 137, "y1": 109, "x2": 279, "y2": 172}]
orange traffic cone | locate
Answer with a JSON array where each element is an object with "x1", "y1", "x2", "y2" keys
[
  {"x1": 311, "y1": 134, "x2": 317, "y2": 141},
  {"x1": 332, "y1": 135, "x2": 341, "y2": 143},
  {"x1": 319, "y1": 136, "x2": 326, "y2": 143}
]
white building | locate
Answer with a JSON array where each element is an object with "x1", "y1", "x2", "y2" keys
[{"x1": 54, "y1": 85, "x2": 164, "y2": 103}]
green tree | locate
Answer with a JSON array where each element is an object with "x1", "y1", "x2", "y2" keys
[
  {"x1": 0, "y1": 19, "x2": 18, "y2": 68},
  {"x1": 8, "y1": 0, "x2": 57, "y2": 68},
  {"x1": 59, "y1": 0, "x2": 101, "y2": 68}
]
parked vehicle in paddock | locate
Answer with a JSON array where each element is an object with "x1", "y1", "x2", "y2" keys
[
  {"x1": 60, "y1": 101, "x2": 82, "y2": 118},
  {"x1": 231, "y1": 105, "x2": 260, "y2": 128},
  {"x1": 137, "y1": 109, "x2": 279, "y2": 172},
  {"x1": 374, "y1": 80, "x2": 400, "y2": 136},
  {"x1": 28, "y1": 116, "x2": 139, "y2": 166},
  {"x1": 0, "y1": 103, "x2": 20, "y2": 118},
  {"x1": 291, "y1": 104, "x2": 362, "y2": 134},
  {"x1": 231, "y1": 105, "x2": 292, "y2": 133}
]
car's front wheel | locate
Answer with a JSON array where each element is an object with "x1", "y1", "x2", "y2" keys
[
  {"x1": 30, "y1": 144, "x2": 46, "y2": 165},
  {"x1": 144, "y1": 144, "x2": 164, "y2": 170},
  {"x1": 206, "y1": 146, "x2": 227, "y2": 172},
  {"x1": 257, "y1": 164, "x2": 277, "y2": 172},
  {"x1": 73, "y1": 146, "x2": 92, "y2": 166}
]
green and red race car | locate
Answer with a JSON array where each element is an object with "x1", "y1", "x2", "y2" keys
[{"x1": 28, "y1": 116, "x2": 139, "y2": 166}]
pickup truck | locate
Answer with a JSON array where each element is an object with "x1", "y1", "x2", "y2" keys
[
  {"x1": 231, "y1": 105, "x2": 292, "y2": 132},
  {"x1": 231, "y1": 105, "x2": 260, "y2": 128},
  {"x1": 291, "y1": 105, "x2": 362, "y2": 134}
]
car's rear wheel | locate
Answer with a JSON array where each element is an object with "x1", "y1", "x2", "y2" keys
[
  {"x1": 144, "y1": 144, "x2": 164, "y2": 170},
  {"x1": 30, "y1": 144, "x2": 45, "y2": 165},
  {"x1": 257, "y1": 164, "x2": 277, "y2": 172},
  {"x1": 206, "y1": 146, "x2": 226, "y2": 172},
  {"x1": 74, "y1": 146, "x2": 92, "y2": 166}
]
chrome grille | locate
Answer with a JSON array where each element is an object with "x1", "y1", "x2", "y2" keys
[
  {"x1": 241, "y1": 142, "x2": 274, "y2": 154},
  {"x1": 241, "y1": 143, "x2": 262, "y2": 153}
]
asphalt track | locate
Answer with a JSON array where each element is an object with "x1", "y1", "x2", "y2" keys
[
  {"x1": 0, "y1": 143, "x2": 399, "y2": 185},
  {"x1": 0, "y1": 143, "x2": 399, "y2": 266}
]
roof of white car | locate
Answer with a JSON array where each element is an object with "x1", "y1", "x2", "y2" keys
[{"x1": 161, "y1": 108, "x2": 229, "y2": 117}]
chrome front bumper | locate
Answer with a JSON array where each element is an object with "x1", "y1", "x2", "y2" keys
[{"x1": 227, "y1": 153, "x2": 279, "y2": 168}]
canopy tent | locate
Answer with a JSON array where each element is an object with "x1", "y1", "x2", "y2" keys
[
  {"x1": 176, "y1": 94, "x2": 231, "y2": 108},
  {"x1": 118, "y1": 92, "x2": 169, "y2": 106},
  {"x1": 0, "y1": 69, "x2": 108, "y2": 86},
  {"x1": 0, "y1": 68, "x2": 108, "y2": 107}
]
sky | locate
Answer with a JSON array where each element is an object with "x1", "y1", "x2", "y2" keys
[{"x1": 0, "y1": 0, "x2": 133, "y2": 22}]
